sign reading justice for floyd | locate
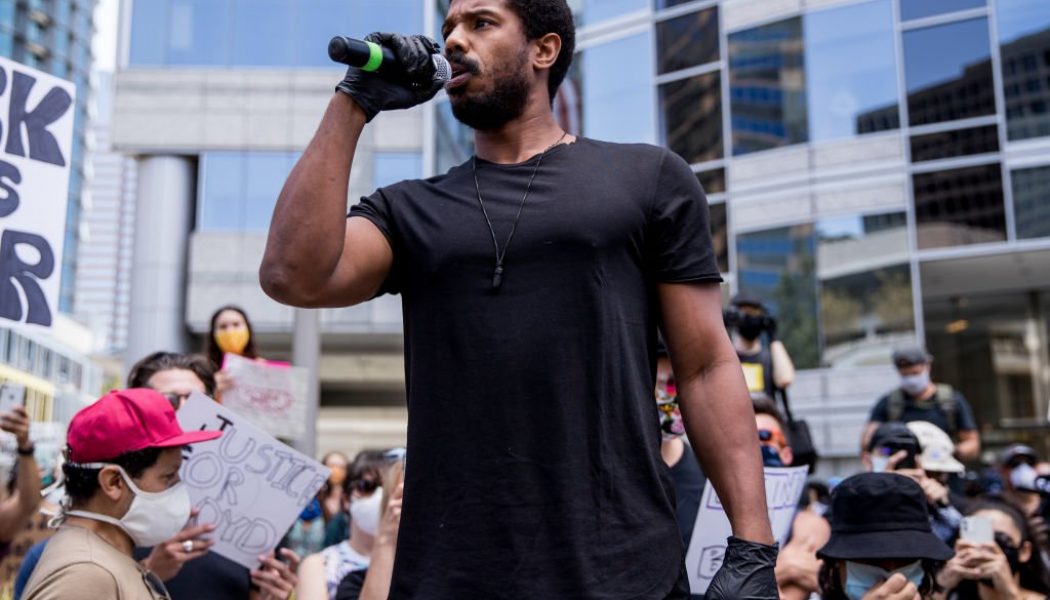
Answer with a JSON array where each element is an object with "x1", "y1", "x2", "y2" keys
[
  {"x1": 0, "y1": 57, "x2": 76, "y2": 328},
  {"x1": 178, "y1": 394, "x2": 329, "y2": 569}
]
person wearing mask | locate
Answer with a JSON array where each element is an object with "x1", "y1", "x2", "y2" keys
[
  {"x1": 335, "y1": 458, "x2": 406, "y2": 600},
  {"x1": 261, "y1": 0, "x2": 779, "y2": 596},
  {"x1": 994, "y1": 445, "x2": 1050, "y2": 593},
  {"x1": 751, "y1": 395, "x2": 831, "y2": 600},
  {"x1": 816, "y1": 472, "x2": 953, "y2": 600},
  {"x1": 906, "y1": 421, "x2": 967, "y2": 543},
  {"x1": 654, "y1": 340, "x2": 705, "y2": 549},
  {"x1": 206, "y1": 306, "x2": 260, "y2": 396},
  {"x1": 22, "y1": 389, "x2": 223, "y2": 599},
  {"x1": 297, "y1": 450, "x2": 392, "y2": 600},
  {"x1": 862, "y1": 347, "x2": 980, "y2": 462},
  {"x1": 936, "y1": 500, "x2": 1046, "y2": 600},
  {"x1": 127, "y1": 351, "x2": 217, "y2": 410},
  {"x1": 322, "y1": 452, "x2": 351, "y2": 548},
  {"x1": 0, "y1": 401, "x2": 40, "y2": 553},
  {"x1": 728, "y1": 293, "x2": 795, "y2": 397}
]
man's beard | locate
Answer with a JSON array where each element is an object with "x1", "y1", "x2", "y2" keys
[{"x1": 449, "y1": 49, "x2": 531, "y2": 131}]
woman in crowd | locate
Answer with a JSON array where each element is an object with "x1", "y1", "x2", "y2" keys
[
  {"x1": 297, "y1": 450, "x2": 394, "y2": 600},
  {"x1": 205, "y1": 306, "x2": 260, "y2": 395},
  {"x1": 322, "y1": 452, "x2": 351, "y2": 548},
  {"x1": 336, "y1": 458, "x2": 405, "y2": 600},
  {"x1": 936, "y1": 500, "x2": 1047, "y2": 600},
  {"x1": 817, "y1": 472, "x2": 953, "y2": 600}
]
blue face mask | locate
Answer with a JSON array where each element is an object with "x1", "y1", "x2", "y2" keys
[{"x1": 844, "y1": 560, "x2": 924, "y2": 600}]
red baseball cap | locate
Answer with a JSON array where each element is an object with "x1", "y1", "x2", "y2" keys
[{"x1": 67, "y1": 388, "x2": 222, "y2": 464}]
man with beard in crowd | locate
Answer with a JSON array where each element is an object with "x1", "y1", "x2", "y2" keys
[{"x1": 260, "y1": 0, "x2": 778, "y2": 597}]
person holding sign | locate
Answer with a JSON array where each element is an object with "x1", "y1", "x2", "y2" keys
[
  {"x1": 205, "y1": 306, "x2": 261, "y2": 396},
  {"x1": 22, "y1": 389, "x2": 223, "y2": 600}
]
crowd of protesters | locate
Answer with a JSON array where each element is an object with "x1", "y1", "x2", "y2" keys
[{"x1": 0, "y1": 295, "x2": 1048, "y2": 599}]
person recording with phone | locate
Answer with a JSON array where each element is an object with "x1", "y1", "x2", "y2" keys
[
  {"x1": 994, "y1": 445, "x2": 1050, "y2": 593},
  {"x1": 260, "y1": 0, "x2": 778, "y2": 597},
  {"x1": 0, "y1": 392, "x2": 41, "y2": 549},
  {"x1": 935, "y1": 500, "x2": 1046, "y2": 600}
]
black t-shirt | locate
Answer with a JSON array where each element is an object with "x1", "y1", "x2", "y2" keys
[
  {"x1": 132, "y1": 549, "x2": 251, "y2": 599},
  {"x1": 869, "y1": 386, "x2": 977, "y2": 437},
  {"x1": 335, "y1": 569, "x2": 367, "y2": 600},
  {"x1": 349, "y1": 138, "x2": 721, "y2": 599},
  {"x1": 668, "y1": 444, "x2": 706, "y2": 547}
]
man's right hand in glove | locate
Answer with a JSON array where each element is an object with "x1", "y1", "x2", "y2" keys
[{"x1": 336, "y1": 32, "x2": 445, "y2": 122}]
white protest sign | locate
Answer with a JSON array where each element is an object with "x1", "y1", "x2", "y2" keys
[
  {"x1": 177, "y1": 393, "x2": 329, "y2": 569},
  {"x1": 684, "y1": 465, "x2": 808, "y2": 594},
  {"x1": 222, "y1": 354, "x2": 309, "y2": 440},
  {"x1": 0, "y1": 57, "x2": 76, "y2": 328}
]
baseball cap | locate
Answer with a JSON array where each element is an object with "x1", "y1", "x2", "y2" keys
[
  {"x1": 866, "y1": 422, "x2": 919, "y2": 452},
  {"x1": 892, "y1": 346, "x2": 932, "y2": 368},
  {"x1": 731, "y1": 292, "x2": 765, "y2": 310},
  {"x1": 999, "y1": 444, "x2": 1039, "y2": 468},
  {"x1": 67, "y1": 388, "x2": 222, "y2": 464},
  {"x1": 906, "y1": 421, "x2": 964, "y2": 473}
]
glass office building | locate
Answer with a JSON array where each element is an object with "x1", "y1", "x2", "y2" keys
[
  {"x1": 436, "y1": 0, "x2": 1050, "y2": 468},
  {"x1": 1, "y1": 0, "x2": 97, "y2": 313}
]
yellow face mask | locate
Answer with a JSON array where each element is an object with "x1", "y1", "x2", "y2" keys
[
  {"x1": 328, "y1": 466, "x2": 347, "y2": 487},
  {"x1": 215, "y1": 328, "x2": 250, "y2": 355}
]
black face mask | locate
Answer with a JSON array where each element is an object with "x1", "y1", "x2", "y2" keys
[
  {"x1": 995, "y1": 532, "x2": 1022, "y2": 575},
  {"x1": 761, "y1": 445, "x2": 785, "y2": 467},
  {"x1": 737, "y1": 314, "x2": 765, "y2": 341}
]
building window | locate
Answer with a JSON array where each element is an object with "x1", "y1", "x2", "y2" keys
[
  {"x1": 373, "y1": 152, "x2": 423, "y2": 189},
  {"x1": 577, "y1": 32, "x2": 656, "y2": 144},
  {"x1": 736, "y1": 224, "x2": 819, "y2": 369},
  {"x1": 696, "y1": 167, "x2": 725, "y2": 196},
  {"x1": 805, "y1": 0, "x2": 899, "y2": 141},
  {"x1": 198, "y1": 152, "x2": 300, "y2": 232},
  {"x1": 817, "y1": 212, "x2": 914, "y2": 368},
  {"x1": 661, "y1": 71, "x2": 723, "y2": 164},
  {"x1": 900, "y1": 0, "x2": 984, "y2": 21},
  {"x1": 998, "y1": 0, "x2": 1050, "y2": 140},
  {"x1": 709, "y1": 201, "x2": 728, "y2": 274},
  {"x1": 655, "y1": 7, "x2": 719, "y2": 75},
  {"x1": 130, "y1": 0, "x2": 423, "y2": 68},
  {"x1": 913, "y1": 163, "x2": 1006, "y2": 249},
  {"x1": 910, "y1": 125, "x2": 1000, "y2": 162},
  {"x1": 903, "y1": 18, "x2": 996, "y2": 126},
  {"x1": 578, "y1": 0, "x2": 647, "y2": 27},
  {"x1": 1011, "y1": 165, "x2": 1050, "y2": 240},
  {"x1": 728, "y1": 17, "x2": 807, "y2": 155},
  {"x1": 435, "y1": 101, "x2": 474, "y2": 175}
]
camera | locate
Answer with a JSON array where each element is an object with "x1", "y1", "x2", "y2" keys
[
  {"x1": 723, "y1": 307, "x2": 775, "y2": 336},
  {"x1": 874, "y1": 437, "x2": 920, "y2": 470}
]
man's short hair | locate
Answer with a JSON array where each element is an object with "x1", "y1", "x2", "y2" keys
[
  {"x1": 751, "y1": 394, "x2": 784, "y2": 429},
  {"x1": 892, "y1": 346, "x2": 932, "y2": 369},
  {"x1": 62, "y1": 447, "x2": 163, "y2": 506},
  {"x1": 503, "y1": 0, "x2": 575, "y2": 103},
  {"x1": 127, "y1": 351, "x2": 217, "y2": 396}
]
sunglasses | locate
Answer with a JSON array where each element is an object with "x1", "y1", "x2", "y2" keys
[
  {"x1": 758, "y1": 428, "x2": 787, "y2": 449},
  {"x1": 349, "y1": 478, "x2": 381, "y2": 495}
]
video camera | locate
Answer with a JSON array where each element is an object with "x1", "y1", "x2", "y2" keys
[{"x1": 723, "y1": 306, "x2": 776, "y2": 335}]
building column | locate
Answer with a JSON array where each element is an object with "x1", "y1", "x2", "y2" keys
[
  {"x1": 292, "y1": 308, "x2": 321, "y2": 458},
  {"x1": 124, "y1": 155, "x2": 195, "y2": 372}
]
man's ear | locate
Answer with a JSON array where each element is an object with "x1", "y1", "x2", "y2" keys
[
  {"x1": 98, "y1": 466, "x2": 126, "y2": 502},
  {"x1": 532, "y1": 32, "x2": 562, "y2": 71}
]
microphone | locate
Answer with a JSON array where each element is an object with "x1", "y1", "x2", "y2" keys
[{"x1": 328, "y1": 36, "x2": 451, "y2": 83}]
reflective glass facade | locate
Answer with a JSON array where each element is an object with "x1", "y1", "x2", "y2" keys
[
  {"x1": 129, "y1": 0, "x2": 423, "y2": 67},
  {"x1": 198, "y1": 152, "x2": 300, "y2": 232}
]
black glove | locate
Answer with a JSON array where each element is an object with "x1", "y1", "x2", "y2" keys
[
  {"x1": 706, "y1": 536, "x2": 779, "y2": 600},
  {"x1": 335, "y1": 32, "x2": 445, "y2": 122}
]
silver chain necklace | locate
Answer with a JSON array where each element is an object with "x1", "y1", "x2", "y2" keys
[{"x1": 472, "y1": 131, "x2": 568, "y2": 290}]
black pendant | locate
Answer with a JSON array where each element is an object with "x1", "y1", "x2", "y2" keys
[{"x1": 492, "y1": 265, "x2": 504, "y2": 290}]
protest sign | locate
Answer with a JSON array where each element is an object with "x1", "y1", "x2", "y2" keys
[
  {"x1": 0, "y1": 56, "x2": 76, "y2": 327},
  {"x1": 221, "y1": 354, "x2": 309, "y2": 440},
  {"x1": 177, "y1": 394, "x2": 329, "y2": 569},
  {"x1": 684, "y1": 465, "x2": 809, "y2": 594}
]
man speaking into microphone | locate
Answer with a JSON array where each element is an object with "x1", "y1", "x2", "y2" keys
[{"x1": 261, "y1": 1, "x2": 777, "y2": 597}]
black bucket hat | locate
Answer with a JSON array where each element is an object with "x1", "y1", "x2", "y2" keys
[{"x1": 817, "y1": 473, "x2": 954, "y2": 561}]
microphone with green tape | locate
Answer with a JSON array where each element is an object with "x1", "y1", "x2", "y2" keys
[{"x1": 328, "y1": 36, "x2": 451, "y2": 83}]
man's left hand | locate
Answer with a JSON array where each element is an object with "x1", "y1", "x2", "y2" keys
[
  {"x1": 250, "y1": 548, "x2": 300, "y2": 600},
  {"x1": 707, "y1": 536, "x2": 779, "y2": 600}
]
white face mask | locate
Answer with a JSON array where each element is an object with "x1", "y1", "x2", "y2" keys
[
  {"x1": 900, "y1": 370, "x2": 930, "y2": 396},
  {"x1": 1010, "y1": 463, "x2": 1039, "y2": 491},
  {"x1": 67, "y1": 465, "x2": 191, "y2": 548},
  {"x1": 350, "y1": 488, "x2": 383, "y2": 537}
]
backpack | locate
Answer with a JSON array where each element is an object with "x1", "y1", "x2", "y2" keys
[{"x1": 887, "y1": 384, "x2": 957, "y2": 435}]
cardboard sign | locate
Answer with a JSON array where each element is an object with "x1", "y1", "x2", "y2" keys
[
  {"x1": 177, "y1": 394, "x2": 329, "y2": 569},
  {"x1": 0, "y1": 57, "x2": 76, "y2": 327},
  {"x1": 221, "y1": 354, "x2": 309, "y2": 440},
  {"x1": 684, "y1": 466, "x2": 809, "y2": 594}
]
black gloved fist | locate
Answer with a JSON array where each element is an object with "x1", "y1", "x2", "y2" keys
[
  {"x1": 336, "y1": 32, "x2": 445, "y2": 122},
  {"x1": 706, "y1": 536, "x2": 779, "y2": 600}
]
